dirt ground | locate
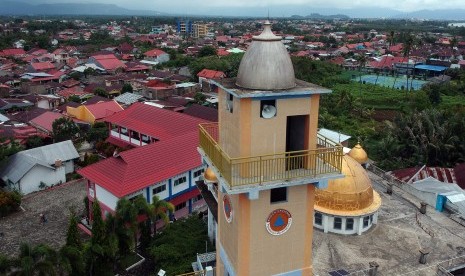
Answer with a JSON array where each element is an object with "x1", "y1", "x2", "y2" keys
[{"x1": 0, "y1": 179, "x2": 87, "y2": 257}]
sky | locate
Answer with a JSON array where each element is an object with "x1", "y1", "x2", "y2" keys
[{"x1": 7, "y1": 0, "x2": 465, "y2": 17}]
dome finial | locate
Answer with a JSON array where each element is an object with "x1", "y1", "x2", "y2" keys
[{"x1": 349, "y1": 143, "x2": 368, "y2": 164}]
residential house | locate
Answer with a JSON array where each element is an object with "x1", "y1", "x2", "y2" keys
[
  {"x1": 143, "y1": 49, "x2": 170, "y2": 64},
  {"x1": 197, "y1": 69, "x2": 225, "y2": 92},
  {"x1": 29, "y1": 111, "x2": 64, "y2": 135},
  {"x1": 28, "y1": 62, "x2": 56, "y2": 73},
  {"x1": 0, "y1": 140, "x2": 79, "y2": 194},
  {"x1": 66, "y1": 100, "x2": 123, "y2": 124},
  {"x1": 88, "y1": 54, "x2": 126, "y2": 74}
]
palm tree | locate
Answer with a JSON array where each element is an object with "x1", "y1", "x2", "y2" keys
[
  {"x1": 151, "y1": 195, "x2": 174, "y2": 236},
  {"x1": 11, "y1": 243, "x2": 58, "y2": 276},
  {"x1": 402, "y1": 35, "x2": 414, "y2": 91},
  {"x1": 133, "y1": 196, "x2": 153, "y2": 252},
  {"x1": 115, "y1": 198, "x2": 137, "y2": 255}
]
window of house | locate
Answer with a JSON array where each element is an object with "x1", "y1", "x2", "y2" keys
[
  {"x1": 334, "y1": 217, "x2": 342, "y2": 230},
  {"x1": 192, "y1": 194, "x2": 203, "y2": 203},
  {"x1": 174, "y1": 176, "x2": 187, "y2": 186},
  {"x1": 193, "y1": 169, "x2": 205, "y2": 178},
  {"x1": 270, "y1": 187, "x2": 287, "y2": 203},
  {"x1": 314, "y1": 212, "x2": 323, "y2": 226},
  {"x1": 346, "y1": 218, "x2": 354, "y2": 230},
  {"x1": 153, "y1": 184, "x2": 166, "y2": 195},
  {"x1": 120, "y1": 127, "x2": 128, "y2": 135},
  {"x1": 370, "y1": 214, "x2": 374, "y2": 224},
  {"x1": 175, "y1": 201, "x2": 187, "y2": 211},
  {"x1": 363, "y1": 216, "x2": 370, "y2": 228}
]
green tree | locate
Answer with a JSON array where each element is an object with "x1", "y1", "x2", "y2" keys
[
  {"x1": 52, "y1": 117, "x2": 80, "y2": 142},
  {"x1": 194, "y1": 92, "x2": 207, "y2": 104},
  {"x1": 68, "y1": 95, "x2": 81, "y2": 103},
  {"x1": 14, "y1": 243, "x2": 58, "y2": 276},
  {"x1": 87, "y1": 122, "x2": 108, "y2": 143},
  {"x1": 121, "y1": 83, "x2": 133, "y2": 93},
  {"x1": 25, "y1": 135, "x2": 44, "y2": 149},
  {"x1": 198, "y1": 45, "x2": 217, "y2": 57},
  {"x1": 151, "y1": 195, "x2": 174, "y2": 236},
  {"x1": 94, "y1": 88, "x2": 108, "y2": 98},
  {"x1": 66, "y1": 214, "x2": 82, "y2": 249},
  {"x1": 133, "y1": 196, "x2": 153, "y2": 253},
  {"x1": 114, "y1": 198, "x2": 137, "y2": 256}
]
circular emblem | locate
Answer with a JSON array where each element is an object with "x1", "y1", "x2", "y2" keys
[
  {"x1": 223, "y1": 195, "x2": 232, "y2": 223},
  {"x1": 266, "y1": 209, "x2": 292, "y2": 235}
]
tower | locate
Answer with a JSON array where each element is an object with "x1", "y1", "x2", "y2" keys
[{"x1": 198, "y1": 21, "x2": 344, "y2": 275}]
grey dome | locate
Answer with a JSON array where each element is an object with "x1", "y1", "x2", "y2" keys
[{"x1": 236, "y1": 21, "x2": 296, "y2": 90}]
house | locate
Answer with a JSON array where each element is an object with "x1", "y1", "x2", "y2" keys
[
  {"x1": 0, "y1": 140, "x2": 79, "y2": 194},
  {"x1": 66, "y1": 100, "x2": 123, "y2": 124},
  {"x1": 143, "y1": 48, "x2": 170, "y2": 64},
  {"x1": 88, "y1": 54, "x2": 126, "y2": 74},
  {"x1": 78, "y1": 130, "x2": 207, "y2": 222},
  {"x1": 29, "y1": 111, "x2": 64, "y2": 135},
  {"x1": 28, "y1": 62, "x2": 56, "y2": 73},
  {"x1": 0, "y1": 98, "x2": 34, "y2": 111},
  {"x1": 197, "y1": 69, "x2": 226, "y2": 92},
  {"x1": 104, "y1": 102, "x2": 206, "y2": 148}
]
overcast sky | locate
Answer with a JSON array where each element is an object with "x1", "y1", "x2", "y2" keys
[{"x1": 11, "y1": 0, "x2": 465, "y2": 15}]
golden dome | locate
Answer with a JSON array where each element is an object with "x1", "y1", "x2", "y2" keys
[
  {"x1": 348, "y1": 143, "x2": 368, "y2": 164},
  {"x1": 204, "y1": 168, "x2": 218, "y2": 183},
  {"x1": 314, "y1": 155, "x2": 381, "y2": 216}
]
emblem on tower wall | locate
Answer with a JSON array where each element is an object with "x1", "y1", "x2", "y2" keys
[{"x1": 266, "y1": 209, "x2": 292, "y2": 235}]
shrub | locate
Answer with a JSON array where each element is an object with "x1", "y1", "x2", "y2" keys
[{"x1": 0, "y1": 190, "x2": 21, "y2": 217}]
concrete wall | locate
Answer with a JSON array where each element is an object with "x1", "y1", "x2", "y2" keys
[
  {"x1": 95, "y1": 184, "x2": 119, "y2": 211},
  {"x1": 218, "y1": 185, "x2": 315, "y2": 275},
  {"x1": 20, "y1": 165, "x2": 65, "y2": 194}
]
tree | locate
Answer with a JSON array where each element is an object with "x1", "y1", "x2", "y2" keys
[
  {"x1": 0, "y1": 140, "x2": 24, "y2": 166},
  {"x1": 14, "y1": 243, "x2": 58, "y2": 276},
  {"x1": 194, "y1": 92, "x2": 207, "y2": 104},
  {"x1": 66, "y1": 214, "x2": 82, "y2": 249},
  {"x1": 121, "y1": 83, "x2": 133, "y2": 93},
  {"x1": 68, "y1": 95, "x2": 81, "y2": 103},
  {"x1": 87, "y1": 122, "x2": 108, "y2": 143},
  {"x1": 69, "y1": 71, "x2": 82, "y2": 81},
  {"x1": 133, "y1": 196, "x2": 153, "y2": 253},
  {"x1": 198, "y1": 45, "x2": 217, "y2": 57},
  {"x1": 25, "y1": 135, "x2": 44, "y2": 149},
  {"x1": 151, "y1": 195, "x2": 174, "y2": 236},
  {"x1": 91, "y1": 200, "x2": 106, "y2": 246},
  {"x1": 114, "y1": 198, "x2": 137, "y2": 256},
  {"x1": 52, "y1": 117, "x2": 80, "y2": 142},
  {"x1": 94, "y1": 88, "x2": 108, "y2": 98}
]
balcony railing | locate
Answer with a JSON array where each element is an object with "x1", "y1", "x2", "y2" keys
[{"x1": 199, "y1": 123, "x2": 343, "y2": 188}]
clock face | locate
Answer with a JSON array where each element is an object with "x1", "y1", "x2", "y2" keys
[
  {"x1": 223, "y1": 195, "x2": 232, "y2": 223},
  {"x1": 266, "y1": 209, "x2": 292, "y2": 235}
]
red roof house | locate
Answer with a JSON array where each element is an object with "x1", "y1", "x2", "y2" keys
[
  {"x1": 29, "y1": 111, "x2": 64, "y2": 134},
  {"x1": 89, "y1": 54, "x2": 126, "y2": 74},
  {"x1": 197, "y1": 69, "x2": 226, "y2": 79}
]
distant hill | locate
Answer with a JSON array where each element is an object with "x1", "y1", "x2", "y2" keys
[
  {"x1": 0, "y1": 1, "x2": 166, "y2": 16},
  {"x1": 291, "y1": 13, "x2": 350, "y2": 20},
  {"x1": 393, "y1": 9, "x2": 465, "y2": 20}
]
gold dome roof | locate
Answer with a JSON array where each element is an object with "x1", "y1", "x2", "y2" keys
[
  {"x1": 348, "y1": 143, "x2": 368, "y2": 164},
  {"x1": 314, "y1": 155, "x2": 381, "y2": 216},
  {"x1": 204, "y1": 168, "x2": 218, "y2": 183}
]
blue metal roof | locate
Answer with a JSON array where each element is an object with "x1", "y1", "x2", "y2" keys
[{"x1": 414, "y1": 64, "x2": 448, "y2": 72}]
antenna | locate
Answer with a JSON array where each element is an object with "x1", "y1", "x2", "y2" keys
[{"x1": 268, "y1": 9, "x2": 270, "y2": 21}]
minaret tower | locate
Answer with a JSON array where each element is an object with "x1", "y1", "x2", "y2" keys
[{"x1": 198, "y1": 20, "x2": 343, "y2": 276}]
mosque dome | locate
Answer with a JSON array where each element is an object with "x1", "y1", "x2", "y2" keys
[
  {"x1": 204, "y1": 167, "x2": 218, "y2": 183},
  {"x1": 348, "y1": 143, "x2": 368, "y2": 164},
  {"x1": 314, "y1": 155, "x2": 381, "y2": 216},
  {"x1": 236, "y1": 20, "x2": 296, "y2": 90}
]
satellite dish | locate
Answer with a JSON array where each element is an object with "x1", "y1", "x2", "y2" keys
[{"x1": 261, "y1": 104, "x2": 277, "y2": 118}]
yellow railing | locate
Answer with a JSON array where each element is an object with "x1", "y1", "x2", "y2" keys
[{"x1": 199, "y1": 123, "x2": 343, "y2": 188}]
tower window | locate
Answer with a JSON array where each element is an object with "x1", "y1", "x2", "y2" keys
[
  {"x1": 334, "y1": 217, "x2": 342, "y2": 230},
  {"x1": 314, "y1": 212, "x2": 322, "y2": 226},
  {"x1": 346, "y1": 218, "x2": 354, "y2": 230},
  {"x1": 270, "y1": 187, "x2": 287, "y2": 203},
  {"x1": 260, "y1": 99, "x2": 276, "y2": 118}
]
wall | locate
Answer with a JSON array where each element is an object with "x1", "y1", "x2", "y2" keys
[
  {"x1": 95, "y1": 184, "x2": 119, "y2": 211},
  {"x1": 20, "y1": 165, "x2": 65, "y2": 194}
]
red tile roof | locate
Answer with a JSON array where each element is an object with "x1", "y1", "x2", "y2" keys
[
  {"x1": 369, "y1": 56, "x2": 409, "y2": 69},
  {"x1": 31, "y1": 62, "x2": 55, "y2": 71},
  {"x1": 91, "y1": 54, "x2": 126, "y2": 71},
  {"x1": 85, "y1": 100, "x2": 124, "y2": 120},
  {"x1": 197, "y1": 69, "x2": 226, "y2": 79},
  {"x1": 389, "y1": 165, "x2": 458, "y2": 184},
  {"x1": 0, "y1": 48, "x2": 26, "y2": 57},
  {"x1": 29, "y1": 111, "x2": 64, "y2": 133},
  {"x1": 78, "y1": 131, "x2": 201, "y2": 197},
  {"x1": 144, "y1": 48, "x2": 167, "y2": 57},
  {"x1": 104, "y1": 102, "x2": 206, "y2": 140}
]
